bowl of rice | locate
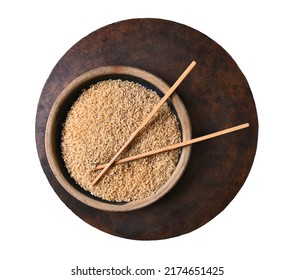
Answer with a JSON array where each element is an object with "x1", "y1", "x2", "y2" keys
[{"x1": 45, "y1": 66, "x2": 192, "y2": 211}]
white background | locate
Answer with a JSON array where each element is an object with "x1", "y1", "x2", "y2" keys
[{"x1": 1, "y1": 0, "x2": 294, "y2": 279}]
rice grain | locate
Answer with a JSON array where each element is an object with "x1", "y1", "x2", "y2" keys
[{"x1": 61, "y1": 79, "x2": 181, "y2": 202}]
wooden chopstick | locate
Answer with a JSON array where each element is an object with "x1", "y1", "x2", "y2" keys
[
  {"x1": 95, "y1": 123, "x2": 249, "y2": 170},
  {"x1": 91, "y1": 61, "x2": 197, "y2": 186}
]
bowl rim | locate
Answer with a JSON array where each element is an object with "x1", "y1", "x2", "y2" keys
[{"x1": 45, "y1": 65, "x2": 192, "y2": 212}]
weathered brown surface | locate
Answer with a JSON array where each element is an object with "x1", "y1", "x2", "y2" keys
[{"x1": 35, "y1": 18, "x2": 258, "y2": 240}]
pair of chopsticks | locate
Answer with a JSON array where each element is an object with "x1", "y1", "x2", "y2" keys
[{"x1": 91, "y1": 61, "x2": 249, "y2": 185}]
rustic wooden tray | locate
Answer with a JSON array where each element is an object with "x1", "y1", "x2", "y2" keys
[{"x1": 35, "y1": 18, "x2": 258, "y2": 240}]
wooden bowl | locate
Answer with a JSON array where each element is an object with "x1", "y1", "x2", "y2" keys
[{"x1": 45, "y1": 66, "x2": 192, "y2": 211}]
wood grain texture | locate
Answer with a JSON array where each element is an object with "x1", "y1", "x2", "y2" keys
[{"x1": 35, "y1": 18, "x2": 258, "y2": 240}]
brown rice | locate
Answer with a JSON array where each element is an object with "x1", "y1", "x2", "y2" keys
[{"x1": 61, "y1": 79, "x2": 181, "y2": 202}]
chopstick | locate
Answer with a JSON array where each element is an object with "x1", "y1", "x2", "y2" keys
[
  {"x1": 95, "y1": 123, "x2": 249, "y2": 170},
  {"x1": 91, "y1": 61, "x2": 197, "y2": 186}
]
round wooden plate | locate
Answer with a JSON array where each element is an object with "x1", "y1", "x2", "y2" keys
[{"x1": 36, "y1": 18, "x2": 258, "y2": 240}]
